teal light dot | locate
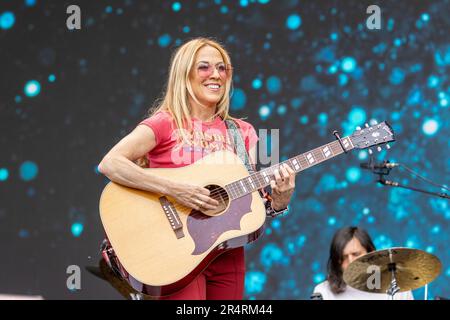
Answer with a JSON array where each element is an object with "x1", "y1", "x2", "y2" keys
[
  {"x1": 391, "y1": 111, "x2": 401, "y2": 121},
  {"x1": 338, "y1": 74, "x2": 348, "y2": 86},
  {"x1": 0, "y1": 11, "x2": 15, "y2": 30},
  {"x1": 313, "y1": 273, "x2": 326, "y2": 284},
  {"x1": 405, "y1": 240, "x2": 415, "y2": 248},
  {"x1": 348, "y1": 107, "x2": 366, "y2": 125},
  {"x1": 266, "y1": 76, "x2": 282, "y2": 94},
  {"x1": 277, "y1": 105, "x2": 287, "y2": 115},
  {"x1": 318, "y1": 112, "x2": 328, "y2": 125},
  {"x1": 286, "y1": 14, "x2": 302, "y2": 30},
  {"x1": 19, "y1": 229, "x2": 30, "y2": 238},
  {"x1": 25, "y1": 0, "x2": 36, "y2": 6},
  {"x1": 252, "y1": 78, "x2": 263, "y2": 90},
  {"x1": 300, "y1": 115, "x2": 308, "y2": 124},
  {"x1": 220, "y1": 5, "x2": 228, "y2": 14},
  {"x1": 158, "y1": 34, "x2": 172, "y2": 48},
  {"x1": 358, "y1": 150, "x2": 368, "y2": 160},
  {"x1": 427, "y1": 75, "x2": 439, "y2": 88},
  {"x1": 259, "y1": 105, "x2": 271, "y2": 119},
  {"x1": 341, "y1": 57, "x2": 357, "y2": 72},
  {"x1": 24, "y1": 80, "x2": 41, "y2": 97},
  {"x1": 105, "y1": 6, "x2": 113, "y2": 13},
  {"x1": 19, "y1": 161, "x2": 38, "y2": 181},
  {"x1": 71, "y1": 222, "x2": 84, "y2": 237},
  {"x1": 48, "y1": 74, "x2": 56, "y2": 82},
  {"x1": 389, "y1": 68, "x2": 405, "y2": 85},
  {"x1": 346, "y1": 167, "x2": 361, "y2": 183},
  {"x1": 328, "y1": 216, "x2": 336, "y2": 226},
  {"x1": 330, "y1": 32, "x2": 338, "y2": 41},
  {"x1": 440, "y1": 98, "x2": 448, "y2": 107},
  {"x1": 230, "y1": 88, "x2": 247, "y2": 110},
  {"x1": 245, "y1": 271, "x2": 267, "y2": 294},
  {"x1": 15, "y1": 95, "x2": 22, "y2": 103},
  {"x1": 0, "y1": 168, "x2": 9, "y2": 181},
  {"x1": 258, "y1": 0, "x2": 270, "y2": 4},
  {"x1": 240, "y1": 0, "x2": 249, "y2": 6},
  {"x1": 422, "y1": 119, "x2": 439, "y2": 136},
  {"x1": 421, "y1": 13, "x2": 430, "y2": 22},
  {"x1": 182, "y1": 25, "x2": 190, "y2": 33},
  {"x1": 172, "y1": 2, "x2": 182, "y2": 12},
  {"x1": 431, "y1": 225, "x2": 440, "y2": 234},
  {"x1": 271, "y1": 219, "x2": 281, "y2": 229},
  {"x1": 328, "y1": 64, "x2": 338, "y2": 74}
]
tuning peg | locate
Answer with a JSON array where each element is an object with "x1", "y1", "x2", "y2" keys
[
  {"x1": 372, "y1": 119, "x2": 378, "y2": 124},
  {"x1": 368, "y1": 148, "x2": 373, "y2": 155},
  {"x1": 356, "y1": 126, "x2": 361, "y2": 131},
  {"x1": 377, "y1": 146, "x2": 382, "y2": 152},
  {"x1": 365, "y1": 123, "x2": 369, "y2": 128},
  {"x1": 386, "y1": 144, "x2": 391, "y2": 150}
]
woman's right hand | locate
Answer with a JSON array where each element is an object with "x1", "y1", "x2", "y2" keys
[{"x1": 167, "y1": 182, "x2": 220, "y2": 211}]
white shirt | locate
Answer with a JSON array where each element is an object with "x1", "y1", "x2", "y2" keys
[{"x1": 313, "y1": 281, "x2": 414, "y2": 300}]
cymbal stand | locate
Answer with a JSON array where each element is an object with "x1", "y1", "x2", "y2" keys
[{"x1": 386, "y1": 250, "x2": 400, "y2": 300}]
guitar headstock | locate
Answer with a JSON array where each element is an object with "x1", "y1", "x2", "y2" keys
[{"x1": 350, "y1": 121, "x2": 395, "y2": 153}]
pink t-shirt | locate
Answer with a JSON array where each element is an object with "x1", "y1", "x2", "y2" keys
[{"x1": 138, "y1": 111, "x2": 258, "y2": 168}]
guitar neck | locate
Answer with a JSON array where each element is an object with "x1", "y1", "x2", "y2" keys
[{"x1": 225, "y1": 136, "x2": 355, "y2": 199}]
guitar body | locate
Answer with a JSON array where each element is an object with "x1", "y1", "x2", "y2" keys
[{"x1": 99, "y1": 149, "x2": 267, "y2": 297}]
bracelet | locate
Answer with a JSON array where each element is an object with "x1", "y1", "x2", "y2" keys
[{"x1": 266, "y1": 200, "x2": 289, "y2": 217}]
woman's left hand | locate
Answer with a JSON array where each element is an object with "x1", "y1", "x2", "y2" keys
[{"x1": 270, "y1": 163, "x2": 296, "y2": 211}]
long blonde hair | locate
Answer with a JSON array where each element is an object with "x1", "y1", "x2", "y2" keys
[
  {"x1": 137, "y1": 38, "x2": 236, "y2": 168},
  {"x1": 151, "y1": 38, "x2": 234, "y2": 139}
]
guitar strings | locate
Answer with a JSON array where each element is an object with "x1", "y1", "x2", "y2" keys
[{"x1": 162, "y1": 140, "x2": 349, "y2": 211}]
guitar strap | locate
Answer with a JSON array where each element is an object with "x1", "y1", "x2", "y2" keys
[{"x1": 225, "y1": 119, "x2": 255, "y2": 174}]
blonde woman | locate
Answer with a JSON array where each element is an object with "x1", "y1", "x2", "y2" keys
[{"x1": 98, "y1": 38, "x2": 296, "y2": 299}]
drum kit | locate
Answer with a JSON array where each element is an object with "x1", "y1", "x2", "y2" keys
[{"x1": 343, "y1": 247, "x2": 442, "y2": 300}]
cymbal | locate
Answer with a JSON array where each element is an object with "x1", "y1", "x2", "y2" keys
[{"x1": 343, "y1": 247, "x2": 442, "y2": 293}]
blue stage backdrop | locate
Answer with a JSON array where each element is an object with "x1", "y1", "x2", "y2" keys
[{"x1": 0, "y1": 0, "x2": 448, "y2": 299}]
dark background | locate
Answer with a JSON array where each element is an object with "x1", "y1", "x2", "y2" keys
[{"x1": 0, "y1": 0, "x2": 448, "y2": 299}]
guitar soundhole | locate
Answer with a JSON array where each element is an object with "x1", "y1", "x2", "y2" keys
[{"x1": 202, "y1": 184, "x2": 230, "y2": 216}]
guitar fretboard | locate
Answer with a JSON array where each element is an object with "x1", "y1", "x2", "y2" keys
[{"x1": 225, "y1": 136, "x2": 354, "y2": 200}]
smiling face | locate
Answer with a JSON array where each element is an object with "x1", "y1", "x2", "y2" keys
[{"x1": 188, "y1": 45, "x2": 229, "y2": 111}]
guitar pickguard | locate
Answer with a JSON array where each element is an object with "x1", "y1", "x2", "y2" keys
[{"x1": 186, "y1": 194, "x2": 253, "y2": 255}]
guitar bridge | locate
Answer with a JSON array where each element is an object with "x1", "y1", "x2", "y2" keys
[{"x1": 159, "y1": 196, "x2": 184, "y2": 239}]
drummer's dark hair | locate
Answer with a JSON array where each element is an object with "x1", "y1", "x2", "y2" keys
[{"x1": 327, "y1": 226, "x2": 376, "y2": 294}]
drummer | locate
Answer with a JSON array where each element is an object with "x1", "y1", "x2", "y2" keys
[{"x1": 312, "y1": 226, "x2": 414, "y2": 300}]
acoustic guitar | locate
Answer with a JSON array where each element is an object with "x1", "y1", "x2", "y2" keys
[{"x1": 99, "y1": 121, "x2": 395, "y2": 297}]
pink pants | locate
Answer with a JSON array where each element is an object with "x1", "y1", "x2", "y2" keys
[{"x1": 159, "y1": 247, "x2": 245, "y2": 300}]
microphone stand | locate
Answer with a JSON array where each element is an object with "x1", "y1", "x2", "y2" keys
[
  {"x1": 378, "y1": 177, "x2": 450, "y2": 199},
  {"x1": 372, "y1": 160, "x2": 450, "y2": 199}
]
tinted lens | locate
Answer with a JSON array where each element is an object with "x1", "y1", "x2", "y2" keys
[
  {"x1": 197, "y1": 63, "x2": 212, "y2": 77},
  {"x1": 217, "y1": 63, "x2": 227, "y2": 77}
]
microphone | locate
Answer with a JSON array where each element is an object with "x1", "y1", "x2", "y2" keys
[
  {"x1": 360, "y1": 161, "x2": 399, "y2": 171},
  {"x1": 310, "y1": 292, "x2": 323, "y2": 300}
]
